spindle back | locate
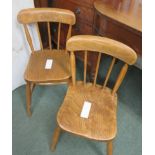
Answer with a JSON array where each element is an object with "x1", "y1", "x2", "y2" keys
[
  {"x1": 18, "y1": 8, "x2": 76, "y2": 52},
  {"x1": 67, "y1": 35, "x2": 137, "y2": 95}
]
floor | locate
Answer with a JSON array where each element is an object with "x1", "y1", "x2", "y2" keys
[{"x1": 12, "y1": 57, "x2": 142, "y2": 155}]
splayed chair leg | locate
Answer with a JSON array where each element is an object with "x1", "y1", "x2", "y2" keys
[
  {"x1": 107, "y1": 140, "x2": 113, "y2": 155},
  {"x1": 51, "y1": 126, "x2": 61, "y2": 151},
  {"x1": 26, "y1": 81, "x2": 32, "y2": 116}
]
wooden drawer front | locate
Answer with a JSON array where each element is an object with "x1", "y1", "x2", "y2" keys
[
  {"x1": 93, "y1": 14, "x2": 142, "y2": 55},
  {"x1": 72, "y1": 20, "x2": 93, "y2": 35},
  {"x1": 68, "y1": 0, "x2": 95, "y2": 8},
  {"x1": 61, "y1": 0, "x2": 94, "y2": 24}
]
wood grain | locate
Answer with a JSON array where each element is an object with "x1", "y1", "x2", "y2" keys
[
  {"x1": 67, "y1": 35, "x2": 137, "y2": 65},
  {"x1": 18, "y1": 8, "x2": 76, "y2": 25},
  {"x1": 52, "y1": 35, "x2": 137, "y2": 154},
  {"x1": 57, "y1": 81, "x2": 117, "y2": 141},
  {"x1": 24, "y1": 50, "x2": 71, "y2": 83},
  {"x1": 93, "y1": 0, "x2": 142, "y2": 56},
  {"x1": 94, "y1": 0, "x2": 142, "y2": 32},
  {"x1": 17, "y1": 8, "x2": 76, "y2": 116}
]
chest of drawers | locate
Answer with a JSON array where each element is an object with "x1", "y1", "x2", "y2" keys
[{"x1": 52, "y1": 0, "x2": 95, "y2": 46}]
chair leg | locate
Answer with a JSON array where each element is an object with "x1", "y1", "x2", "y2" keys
[
  {"x1": 26, "y1": 81, "x2": 32, "y2": 116},
  {"x1": 51, "y1": 126, "x2": 61, "y2": 151},
  {"x1": 107, "y1": 141, "x2": 113, "y2": 155}
]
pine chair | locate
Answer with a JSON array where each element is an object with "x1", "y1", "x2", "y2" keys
[
  {"x1": 51, "y1": 35, "x2": 137, "y2": 155},
  {"x1": 17, "y1": 8, "x2": 76, "y2": 116}
]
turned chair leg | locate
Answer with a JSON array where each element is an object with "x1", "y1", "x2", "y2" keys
[
  {"x1": 107, "y1": 141, "x2": 113, "y2": 155},
  {"x1": 51, "y1": 126, "x2": 61, "y2": 151},
  {"x1": 26, "y1": 81, "x2": 32, "y2": 116}
]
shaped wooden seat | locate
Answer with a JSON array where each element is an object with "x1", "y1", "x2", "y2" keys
[
  {"x1": 17, "y1": 8, "x2": 75, "y2": 116},
  {"x1": 51, "y1": 35, "x2": 137, "y2": 155},
  {"x1": 24, "y1": 50, "x2": 70, "y2": 83},
  {"x1": 57, "y1": 81, "x2": 117, "y2": 141}
]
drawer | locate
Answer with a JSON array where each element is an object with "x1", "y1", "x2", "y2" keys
[
  {"x1": 93, "y1": 14, "x2": 142, "y2": 55},
  {"x1": 68, "y1": 0, "x2": 95, "y2": 8},
  {"x1": 61, "y1": 0, "x2": 94, "y2": 24},
  {"x1": 72, "y1": 20, "x2": 93, "y2": 35}
]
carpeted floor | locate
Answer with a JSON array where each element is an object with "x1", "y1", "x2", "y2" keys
[{"x1": 12, "y1": 58, "x2": 142, "y2": 155}]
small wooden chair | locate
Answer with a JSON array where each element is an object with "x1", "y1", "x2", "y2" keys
[
  {"x1": 51, "y1": 35, "x2": 137, "y2": 155},
  {"x1": 17, "y1": 8, "x2": 76, "y2": 116}
]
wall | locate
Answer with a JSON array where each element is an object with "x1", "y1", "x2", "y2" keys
[{"x1": 12, "y1": 0, "x2": 40, "y2": 90}]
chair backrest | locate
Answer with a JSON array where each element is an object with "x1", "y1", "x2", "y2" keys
[
  {"x1": 66, "y1": 35, "x2": 137, "y2": 95},
  {"x1": 17, "y1": 8, "x2": 76, "y2": 52}
]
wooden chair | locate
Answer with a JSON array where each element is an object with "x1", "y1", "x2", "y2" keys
[
  {"x1": 51, "y1": 35, "x2": 137, "y2": 155},
  {"x1": 17, "y1": 8, "x2": 76, "y2": 116}
]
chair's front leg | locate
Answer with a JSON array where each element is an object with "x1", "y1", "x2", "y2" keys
[
  {"x1": 26, "y1": 81, "x2": 32, "y2": 116},
  {"x1": 51, "y1": 126, "x2": 61, "y2": 151},
  {"x1": 107, "y1": 140, "x2": 113, "y2": 155}
]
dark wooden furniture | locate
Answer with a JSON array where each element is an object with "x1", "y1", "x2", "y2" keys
[
  {"x1": 17, "y1": 8, "x2": 75, "y2": 116},
  {"x1": 34, "y1": 0, "x2": 48, "y2": 7},
  {"x1": 51, "y1": 0, "x2": 99, "y2": 79},
  {"x1": 34, "y1": 0, "x2": 49, "y2": 47},
  {"x1": 52, "y1": 0, "x2": 95, "y2": 44},
  {"x1": 36, "y1": 0, "x2": 142, "y2": 79},
  {"x1": 93, "y1": 0, "x2": 142, "y2": 56},
  {"x1": 51, "y1": 35, "x2": 137, "y2": 155}
]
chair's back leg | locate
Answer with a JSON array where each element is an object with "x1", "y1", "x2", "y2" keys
[{"x1": 26, "y1": 81, "x2": 32, "y2": 117}]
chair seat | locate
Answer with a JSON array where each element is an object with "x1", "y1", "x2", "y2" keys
[
  {"x1": 24, "y1": 50, "x2": 71, "y2": 83},
  {"x1": 57, "y1": 81, "x2": 117, "y2": 141}
]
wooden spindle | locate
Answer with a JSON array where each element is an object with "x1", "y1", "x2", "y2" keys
[
  {"x1": 70, "y1": 52, "x2": 76, "y2": 86},
  {"x1": 57, "y1": 23, "x2": 61, "y2": 50},
  {"x1": 103, "y1": 57, "x2": 116, "y2": 87},
  {"x1": 23, "y1": 24, "x2": 34, "y2": 52},
  {"x1": 36, "y1": 23, "x2": 43, "y2": 50},
  {"x1": 47, "y1": 22, "x2": 52, "y2": 50},
  {"x1": 93, "y1": 52, "x2": 101, "y2": 86},
  {"x1": 66, "y1": 25, "x2": 72, "y2": 41},
  {"x1": 112, "y1": 63, "x2": 128, "y2": 95},
  {"x1": 84, "y1": 51, "x2": 88, "y2": 84}
]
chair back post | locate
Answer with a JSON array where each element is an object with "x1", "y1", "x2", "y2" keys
[
  {"x1": 66, "y1": 35, "x2": 137, "y2": 93},
  {"x1": 17, "y1": 8, "x2": 76, "y2": 52},
  {"x1": 70, "y1": 51, "x2": 76, "y2": 86},
  {"x1": 112, "y1": 63, "x2": 128, "y2": 95},
  {"x1": 35, "y1": 23, "x2": 43, "y2": 50},
  {"x1": 23, "y1": 24, "x2": 35, "y2": 53}
]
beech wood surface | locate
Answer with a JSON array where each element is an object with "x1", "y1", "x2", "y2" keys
[
  {"x1": 67, "y1": 35, "x2": 137, "y2": 65},
  {"x1": 17, "y1": 8, "x2": 75, "y2": 116},
  {"x1": 18, "y1": 8, "x2": 76, "y2": 25},
  {"x1": 51, "y1": 35, "x2": 137, "y2": 154},
  {"x1": 24, "y1": 50, "x2": 71, "y2": 83}
]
